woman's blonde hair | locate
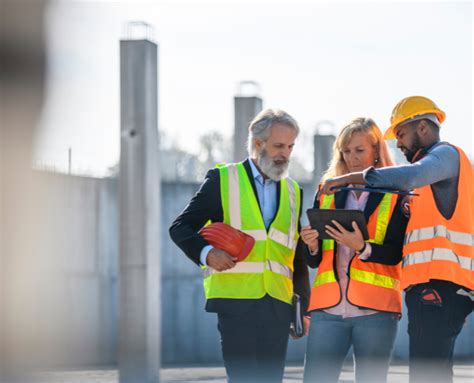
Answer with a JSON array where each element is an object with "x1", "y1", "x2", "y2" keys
[{"x1": 321, "y1": 117, "x2": 394, "y2": 182}]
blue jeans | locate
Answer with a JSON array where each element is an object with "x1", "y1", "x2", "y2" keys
[{"x1": 303, "y1": 311, "x2": 399, "y2": 383}]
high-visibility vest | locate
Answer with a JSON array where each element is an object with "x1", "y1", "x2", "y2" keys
[
  {"x1": 202, "y1": 162, "x2": 301, "y2": 304},
  {"x1": 401, "y1": 145, "x2": 474, "y2": 290},
  {"x1": 308, "y1": 192, "x2": 403, "y2": 313}
]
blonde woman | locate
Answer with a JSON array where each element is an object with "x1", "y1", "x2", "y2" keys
[{"x1": 301, "y1": 118, "x2": 408, "y2": 383}]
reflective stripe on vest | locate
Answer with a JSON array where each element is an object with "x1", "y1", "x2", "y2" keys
[
  {"x1": 227, "y1": 164, "x2": 242, "y2": 229},
  {"x1": 403, "y1": 248, "x2": 473, "y2": 272},
  {"x1": 203, "y1": 259, "x2": 293, "y2": 279},
  {"x1": 350, "y1": 268, "x2": 399, "y2": 289},
  {"x1": 203, "y1": 162, "x2": 301, "y2": 303},
  {"x1": 319, "y1": 194, "x2": 336, "y2": 257},
  {"x1": 242, "y1": 229, "x2": 267, "y2": 241},
  {"x1": 405, "y1": 225, "x2": 474, "y2": 247},
  {"x1": 368, "y1": 193, "x2": 397, "y2": 245},
  {"x1": 321, "y1": 194, "x2": 334, "y2": 209},
  {"x1": 313, "y1": 270, "x2": 337, "y2": 287}
]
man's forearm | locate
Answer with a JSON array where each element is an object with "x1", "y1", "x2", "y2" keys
[
  {"x1": 320, "y1": 172, "x2": 365, "y2": 195},
  {"x1": 363, "y1": 144, "x2": 460, "y2": 190},
  {"x1": 346, "y1": 172, "x2": 365, "y2": 185}
]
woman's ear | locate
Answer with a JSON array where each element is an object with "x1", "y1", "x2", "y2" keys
[{"x1": 374, "y1": 144, "x2": 380, "y2": 165}]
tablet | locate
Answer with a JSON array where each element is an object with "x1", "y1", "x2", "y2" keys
[{"x1": 306, "y1": 208, "x2": 369, "y2": 240}]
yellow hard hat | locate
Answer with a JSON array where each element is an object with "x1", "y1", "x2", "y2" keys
[{"x1": 384, "y1": 96, "x2": 446, "y2": 140}]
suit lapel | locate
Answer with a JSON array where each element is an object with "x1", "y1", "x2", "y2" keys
[{"x1": 334, "y1": 190, "x2": 349, "y2": 209}]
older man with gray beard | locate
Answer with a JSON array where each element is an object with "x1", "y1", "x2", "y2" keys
[{"x1": 170, "y1": 109, "x2": 310, "y2": 383}]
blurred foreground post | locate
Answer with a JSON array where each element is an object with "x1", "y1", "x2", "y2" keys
[
  {"x1": 0, "y1": 0, "x2": 48, "y2": 377},
  {"x1": 119, "y1": 27, "x2": 161, "y2": 383}
]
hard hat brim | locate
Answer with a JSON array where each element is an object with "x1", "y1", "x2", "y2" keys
[
  {"x1": 383, "y1": 126, "x2": 397, "y2": 140},
  {"x1": 384, "y1": 110, "x2": 445, "y2": 140}
]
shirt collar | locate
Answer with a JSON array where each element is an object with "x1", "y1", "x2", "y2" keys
[
  {"x1": 249, "y1": 158, "x2": 273, "y2": 186},
  {"x1": 425, "y1": 140, "x2": 442, "y2": 153},
  {"x1": 348, "y1": 184, "x2": 369, "y2": 203}
]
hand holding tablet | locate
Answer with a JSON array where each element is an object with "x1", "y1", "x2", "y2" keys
[{"x1": 306, "y1": 208, "x2": 369, "y2": 241}]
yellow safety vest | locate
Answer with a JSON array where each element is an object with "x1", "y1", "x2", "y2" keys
[{"x1": 203, "y1": 162, "x2": 301, "y2": 304}]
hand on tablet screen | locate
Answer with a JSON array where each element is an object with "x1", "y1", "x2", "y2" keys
[{"x1": 324, "y1": 220, "x2": 365, "y2": 251}]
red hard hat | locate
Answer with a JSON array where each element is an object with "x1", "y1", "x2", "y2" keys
[{"x1": 199, "y1": 222, "x2": 255, "y2": 262}]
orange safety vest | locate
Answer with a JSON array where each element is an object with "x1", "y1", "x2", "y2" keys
[
  {"x1": 308, "y1": 192, "x2": 403, "y2": 313},
  {"x1": 401, "y1": 145, "x2": 474, "y2": 290}
]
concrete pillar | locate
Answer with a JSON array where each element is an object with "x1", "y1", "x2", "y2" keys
[
  {"x1": 233, "y1": 81, "x2": 262, "y2": 162},
  {"x1": 313, "y1": 134, "x2": 335, "y2": 186},
  {"x1": 119, "y1": 37, "x2": 161, "y2": 383}
]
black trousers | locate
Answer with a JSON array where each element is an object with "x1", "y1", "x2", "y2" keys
[
  {"x1": 217, "y1": 295, "x2": 291, "y2": 383},
  {"x1": 405, "y1": 280, "x2": 473, "y2": 383}
]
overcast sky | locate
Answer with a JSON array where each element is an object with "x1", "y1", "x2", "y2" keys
[{"x1": 36, "y1": 0, "x2": 473, "y2": 176}]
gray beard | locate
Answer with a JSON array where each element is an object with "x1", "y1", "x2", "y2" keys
[{"x1": 257, "y1": 149, "x2": 290, "y2": 181}]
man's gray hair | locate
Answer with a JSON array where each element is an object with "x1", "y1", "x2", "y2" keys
[{"x1": 247, "y1": 109, "x2": 299, "y2": 156}]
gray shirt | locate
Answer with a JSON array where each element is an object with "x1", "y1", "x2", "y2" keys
[{"x1": 363, "y1": 141, "x2": 459, "y2": 219}]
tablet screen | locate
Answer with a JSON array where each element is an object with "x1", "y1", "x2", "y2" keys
[{"x1": 306, "y1": 208, "x2": 369, "y2": 240}]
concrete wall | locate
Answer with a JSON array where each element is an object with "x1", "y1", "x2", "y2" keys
[
  {"x1": 29, "y1": 172, "x2": 473, "y2": 367},
  {"x1": 161, "y1": 182, "x2": 221, "y2": 364},
  {"x1": 27, "y1": 171, "x2": 118, "y2": 367}
]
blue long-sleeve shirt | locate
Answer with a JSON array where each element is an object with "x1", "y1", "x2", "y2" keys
[{"x1": 363, "y1": 141, "x2": 460, "y2": 219}]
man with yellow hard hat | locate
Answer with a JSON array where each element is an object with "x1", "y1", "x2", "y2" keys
[{"x1": 320, "y1": 96, "x2": 473, "y2": 383}]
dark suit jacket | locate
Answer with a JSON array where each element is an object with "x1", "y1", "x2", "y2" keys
[
  {"x1": 169, "y1": 159, "x2": 310, "y2": 317},
  {"x1": 307, "y1": 189, "x2": 408, "y2": 269}
]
